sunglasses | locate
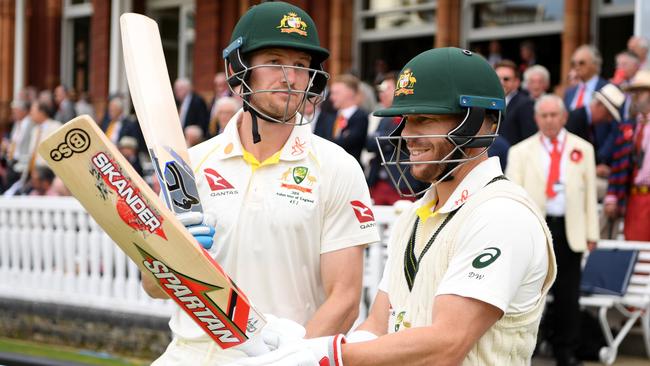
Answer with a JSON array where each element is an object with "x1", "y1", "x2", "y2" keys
[
  {"x1": 571, "y1": 60, "x2": 587, "y2": 67},
  {"x1": 499, "y1": 76, "x2": 512, "y2": 82}
]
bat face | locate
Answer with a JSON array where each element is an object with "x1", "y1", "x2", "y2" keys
[{"x1": 38, "y1": 115, "x2": 265, "y2": 348}]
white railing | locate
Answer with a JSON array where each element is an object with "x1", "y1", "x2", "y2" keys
[{"x1": 0, "y1": 197, "x2": 397, "y2": 320}]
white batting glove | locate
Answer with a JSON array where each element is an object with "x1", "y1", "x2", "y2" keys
[
  {"x1": 224, "y1": 334, "x2": 346, "y2": 366},
  {"x1": 234, "y1": 314, "x2": 307, "y2": 356},
  {"x1": 177, "y1": 211, "x2": 216, "y2": 249}
]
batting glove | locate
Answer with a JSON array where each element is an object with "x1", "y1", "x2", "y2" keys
[
  {"x1": 176, "y1": 211, "x2": 216, "y2": 249},
  {"x1": 234, "y1": 314, "x2": 307, "y2": 356},
  {"x1": 224, "y1": 334, "x2": 346, "y2": 366}
]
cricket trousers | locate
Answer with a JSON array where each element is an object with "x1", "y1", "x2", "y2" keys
[{"x1": 152, "y1": 337, "x2": 247, "y2": 366}]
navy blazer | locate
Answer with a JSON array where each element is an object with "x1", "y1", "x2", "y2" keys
[
  {"x1": 100, "y1": 114, "x2": 146, "y2": 154},
  {"x1": 180, "y1": 93, "x2": 210, "y2": 136},
  {"x1": 318, "y1": 108, "x2": 369, "y2": 165},
  {"x1": 566, "y1": 107, "x2": 617, "y2": 165},
  {"x1": 499, "y1": 91, "x2": 537, "y2": 145},
  {"x1": 563, "y1": 77, "x2": 608, "y2": 110}
]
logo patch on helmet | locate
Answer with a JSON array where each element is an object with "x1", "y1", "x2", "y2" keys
[
  {"x1": 277, "y1": 12, "x2": 308, "y2": 36},
  {"x1": 395, "y1": 69, "x2": 417, "y2": 96}
]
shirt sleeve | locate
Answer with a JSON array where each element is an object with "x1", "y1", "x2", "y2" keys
[
  {"x1": 436, "y1": 198, "x2": 548, "y2": 313},
  {"x1": 321, "y1": 152, "x2": 381, "y2": 253}
]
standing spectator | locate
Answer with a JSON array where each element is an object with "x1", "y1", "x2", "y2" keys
[
  {"x1": 4, "y1": 100, "x2": 34, "y2": 189},
  {"x1": 117, "y1": 136, "x2": 143, "y2": 176},
  {"x1": 100, "y1": 96, "x2": 145, "y2": 152},
  {"x1": 53, "y1": 84, "x2": 77, "y2": 123},
  {"x1": 208, "y1": 96, "x2": 241, "y2": 137},
  {"x1": 605, "y1": 70, "x2": 650, "y2": 240},
  {"x1": 319, "y1": 74, "x2": 369, "y2": 164},
  {"x1": 174, "y1": 78, "x2": 210, "y2": 137},
  {"x1": 523, "y1": 65, "x2": 551, "y2": 100},
  {"x1": 612, "y1": 50, "x2": 641, "y2": 120},
  {"x1": 519, "y1": 40, "x2": 537, "y2": 73},
  {"x1": 209, "y1": 72, "x2": 232, "y2": 122},
  {"x1": 628, "y1": 35, "x2": 649, "y2": 69},
  {"x1": 564, "y1": 45, "x2": 607, "y2": 111},
  {"x1": 487, "y1": 40, "x2": 503, "y2": 67},
  {"x1": 567, "y1": 84, "x2": 625, "y2": 200},
  {"x1": 507, "y1": 94, "x2": 598, "y2": 366},
  {"x1": 495, "y1": 60, "x2": 536, "y2": 145}
]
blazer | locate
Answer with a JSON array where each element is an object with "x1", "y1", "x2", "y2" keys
[
  {"x1": 506, "y1": 132, "x2": 599, "y2": 252},
  {"x1": 499, "y1": 91, "x2": 537, "y2": 145},
  {"x1": 566, "y1": 107, "x2": 617, "y2": 165},
  {"x1": 181, "y1": 93, "x2": 210, "y2": 136},
  {"x1": 316, "y1": 107, "x2": 368, "y2": 164},
  {"x1": 563, "y1": 77, "x2": 608, "y2": 110},
  {"x1": 100, "y1": 114, "x2": 146, "y2": 154}
]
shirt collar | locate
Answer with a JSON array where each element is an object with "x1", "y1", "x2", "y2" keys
[
  {"x1": 541, "y1": 128, "x2": 567, "y2": 149},
  {"x1": 339, "y1": 105, "x2": 358, "y2": 120},
  {"x1": 216, "y1": 109, "x2": 313, "y2": 162},
  {"x1": 417, "y1": 157, "x2": 504, "y2": 217},
  {"x1": 583, "y1": 75, "x2": 599, "y2": 90}
]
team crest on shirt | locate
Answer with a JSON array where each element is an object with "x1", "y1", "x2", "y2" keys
[
  {"x1": 276, "y1": 166, "x2": 317, "y2": 206},
  {"x1": 277, "y1": 12, "x2": 308, "y2": 36},
  {"x1": 395, "y1": 69, "x2": 416, "y2": 96},
  {"x1": 204, "y1": 168, "x2": 239, "y2": 197}
]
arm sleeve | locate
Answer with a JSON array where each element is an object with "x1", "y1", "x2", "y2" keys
[{"x1": 436, "y1": 198, "x2": 546, "y2": 312}]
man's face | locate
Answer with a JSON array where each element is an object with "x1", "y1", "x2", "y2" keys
[
  {"x1": 616, "y1": 55, "x2": 640, "y2": 80},
  {"x1": 526, "y1": 73, "x2": 548, "y2": 100},
  {"x1": 12, "y1": 106, "x2": 28, "y2": 121},
  {"x1": 400, "y1": 114, "x2": 459, "y2": 183},
  {"x1": 173, "y1": 81, "x2": 190, "y2": 101},
  {"x1": 535, "y1": 99, "x2": 567, "y2": 139},
  {"x1": 590, "y1": 100, "x2": 612, "y2": 123},
  {"x1": 30, "y1": 103, "x2": 46, "y2": 123},
  {"x1": 214, "y1": 74, "x2": 228, "y2": 95},
  {"x1": 54, "y1": 86, "x2": 66, "y2": 104},
  {"x1": 108, "y1": 100, "x2": 122, "y2": 120},
  {"x1": 329, "y1": 82, "x2": 356, "y2": 110},
  {"x1": 495, "y1": 67, "x2": 519, "y2": 95},
  {"x1": 378, "y1": 79, "x2": 396, "y2": 108},
  {"x1": 572, "y1": 49, "x2": 598, "y2": 81},
  {"x1": 632, "y1": 89, "x2": 650, "y2": 114},
  {"x1": 248, "y1": 48, "x2": 312, "y2": 119}
]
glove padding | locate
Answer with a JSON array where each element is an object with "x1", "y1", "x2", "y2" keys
[
  {"x1": 234, "y1": 314, "x2": 307, "y2": 357},
  {"x1": 177, "y1": 211, "x2": 216, "y2": 249},
  {"x1": 224, "y1": 334, "x2": 346, "y2": 366}
]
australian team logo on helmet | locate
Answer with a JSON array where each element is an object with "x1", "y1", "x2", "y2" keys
[
  {"x1": 374, "y1": 47, "x2": 505, "y2": 197},
  {"x1": 222, "y1": 1, "x2": 329, "y2": 133}
]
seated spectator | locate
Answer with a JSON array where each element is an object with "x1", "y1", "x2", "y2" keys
[
  {"x1": 4, "y1": 99, "x2": 34, "y2": 189},
  {"x1": 208, "y1": 96, "x2": 241, "y2": 137},
  {"x1": 174, "y1": 78, "x2": 209, "y2": 136},
  {"x1": 54, "y1": 84, "x2": 77, "y2": 123},
  {"x1": 118, "y1": 136, "x2": 143, "y2": 176},
  {"x1": 101, "y1": 96, "x2": 145, "y2": 153},
  {"x1": 184, "y1": 125, "x2": 204, "y2": 148},
  {"x1": 28, "y1": 166, "x2": 58, "y2": 196}
]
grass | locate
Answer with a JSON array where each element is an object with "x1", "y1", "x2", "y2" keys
[{"x1": 0, "y1": 338, "x2": 151, "y2": 366}]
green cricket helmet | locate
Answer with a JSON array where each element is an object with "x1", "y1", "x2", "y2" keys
[
  {"x1": 223, "y1": 1, "x2": 329, "y2": 137},
  {"x1": 374, "y1": 47, "x2": 505, "y2": 196}
]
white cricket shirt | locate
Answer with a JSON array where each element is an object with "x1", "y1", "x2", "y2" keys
[{"x1": 170, "y1": 110, "x2": 380, "y2": 339}]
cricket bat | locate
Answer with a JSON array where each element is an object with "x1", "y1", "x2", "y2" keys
[
  {"x1": 120, "y1": 13, "x2": 201, "y2": 216},
  {"x1": 38, "y1": 115, "x2": 265, "y2": 349}
]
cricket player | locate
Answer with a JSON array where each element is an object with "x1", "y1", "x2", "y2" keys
[
  {"x1": 225, "y1": 48, "x2": 557, "y2": 365},
  {"x1": 142, "y1": 2, "x2": 380, "y2": 364}
]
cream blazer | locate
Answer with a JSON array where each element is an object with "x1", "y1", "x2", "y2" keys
[{"x1": 506, "y1": 132, "x2": 599, "y2": 252}]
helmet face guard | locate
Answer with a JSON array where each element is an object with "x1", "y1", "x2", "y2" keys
[
  {"x1": 223, "y1": 43, "x2": 329, "y2": 126},
  {"x1": 376, "y1": 107, "x2": 502, "y2": 197}
]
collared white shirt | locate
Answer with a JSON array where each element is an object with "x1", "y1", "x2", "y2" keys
[
  {"x1": 571, "y1": 75, "x2": 600, "y2": 111},
  {"x1": 505, "y1": 90, "x2": 517, "y2": 106},
  {"x1": 540, "y1": 128, "x2": 567, "y2": 216},
  {"x1": 338, "y1": 105, "x2": 358, "y2": 120},
  {"x1": 172, "y1": 109, "x2": 380, "y2": 340},
  {"x1": 379, "y1": 157, "x2": 548, "y2": 313}
]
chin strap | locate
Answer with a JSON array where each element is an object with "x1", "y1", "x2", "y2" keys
[{"x1": 243, "y1": 95, "x2": 262, "y2": 144}]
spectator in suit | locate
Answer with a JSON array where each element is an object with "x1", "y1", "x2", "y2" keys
[
  {"x1": 324, "y1": 74, "x2": 369, "y2": 164},
  {"x1": 100, "y1": 96, "x2": 145, "y2": 153},
  {"x1": 612, "y1": 50, "x2": 641, "y2": 120},
  {"x1": 564, "y1": 45, "x2": 607, "y2": 111},
  {"x1": 495, "y1": 59, "x2": 536, "y2": 145},
  {"x1": 566, "y1": 83, "x2": 625, "y2": 181},
  {"x1": 507, "y1": 94, "x2": 598, "y2": 366},
  {"x1": 3, "y1": 100, "x2": 34, "y2": 189},
  {"x1": 208, "y1": 96, "x2": 241, "y2": 137},
  {"x1": 604, "y1": 70, "x2": 650, "y2": 241},
  {"x1": 523, "y1": 65, "x2": 550, "y2": 101},
  {"x1": 118, "y1": 136, "x2": 143, "y2": 176},
  {"x1": 628, "y1": 36, "x2": 649, "y2": 69},
  {"x1": 53, "y1": 84, "x2": 77, "y2": 123},
  {"x1": 518, "y1": 40, "x2": 536, "y2": 73},
  {"x1": 174, "y1": 78, "x2": 209, "y2": 137}
]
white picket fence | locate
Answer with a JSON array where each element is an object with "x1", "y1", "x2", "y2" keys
[{"x1": 0, "y1": 196, "x2": 396, "y2": 320}]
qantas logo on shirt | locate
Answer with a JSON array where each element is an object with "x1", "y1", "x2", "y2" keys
[
  {"x1": 350, "y1": 201, "x2": 375, "y2": 223},
  {"x1": 204, "y1": 168, "x2": 234, "y2": 191}
]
